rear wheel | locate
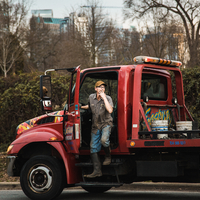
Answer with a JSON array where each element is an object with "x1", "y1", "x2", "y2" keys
[
  {"x1": 20, "y1": 155, "x2": 64, "y2": 200},
  {"x1": 82, "y1": 186, "x2": 111, "y2": 193}
]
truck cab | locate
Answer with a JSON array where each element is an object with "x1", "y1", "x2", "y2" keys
[{"x1": 7, "y1": 56, "x2": 200, "y2": 200}]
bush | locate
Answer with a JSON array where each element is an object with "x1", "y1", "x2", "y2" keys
[
  {"x1": 0, "y1": 72, "x2": 70, "y2": 151},
  {"x1": 182, "y1": 66, "x2": 200, "y2": 125}
]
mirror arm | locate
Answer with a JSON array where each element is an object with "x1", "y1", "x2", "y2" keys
[
  {"x1": 44, "y1": 66, "x2": 79, "y2": 75},
  {"x1": 45, "y1": 69, "x2": 55, "y2": 75}
]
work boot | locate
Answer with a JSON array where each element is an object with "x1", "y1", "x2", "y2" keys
[
  {"x1": 84, "y1": 153, "x2": 102, "y2": 178},
  {"x1": 103, "y1": 146, "x2": 111, "y2": 165}
]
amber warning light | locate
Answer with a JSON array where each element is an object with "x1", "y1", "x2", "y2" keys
[{"x1": 134, "y1": 56, "x2": 182, "y2": 67}]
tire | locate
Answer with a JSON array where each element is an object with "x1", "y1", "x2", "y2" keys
[
  {"x1": 20, "y1": 155, "x2": 64, "y2": 200},
  {"x1": 82, "y1": 186, "x2": 111, "y2": 193}
]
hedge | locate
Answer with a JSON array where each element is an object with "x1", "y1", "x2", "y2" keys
[
  {"x1": 182, "y1": 66, "x2": 200, "y2": 123},
  {"x1": 0, "y1": 72, "x2": 70, "y2": 151}
]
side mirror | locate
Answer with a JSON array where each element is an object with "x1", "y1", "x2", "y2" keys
[
  {"x1": 40, "y1": 75, "x2": 52, "y2": 99},
  {"x1": 40, "y1": 75, "x2": 52, "y2": 111}
]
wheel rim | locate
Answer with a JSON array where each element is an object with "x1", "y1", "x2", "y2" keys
[{"x1": 28, "y1": 165, "x2": 53, "y2": 193}]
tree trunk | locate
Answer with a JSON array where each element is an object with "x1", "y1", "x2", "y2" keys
[{"x1": 188, "y1": 42, "x2": 198, "y2": 68}]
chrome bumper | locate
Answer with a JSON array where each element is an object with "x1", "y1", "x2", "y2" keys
[{"x1": 6, "y1": 156, "x2": 17, "y2": 176}]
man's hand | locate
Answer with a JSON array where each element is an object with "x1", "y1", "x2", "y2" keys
[
  {"x1": 99, "y1": 91, "x2": 106, "y2": 100},
  {"x1": 99, "y1": 91, "x2": 113, "y2": 114}
]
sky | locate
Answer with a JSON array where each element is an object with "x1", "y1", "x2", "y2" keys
[{"x1": 29, "y1": 0, "x2": 135, "y2": 29}]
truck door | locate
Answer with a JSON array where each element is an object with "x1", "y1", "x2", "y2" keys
[{"x1": 64, "y1": 66, "x2": 81, "y2": 154}]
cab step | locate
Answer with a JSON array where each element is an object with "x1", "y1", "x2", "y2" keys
[
  {"x1": 75, "y1": 162, "x2": 122, "y2": 167},
  {"x1": 76, "y1": 182, "x2": 123, "y2": 187},
  {"x1": 76, "y1": 162, "x2": 123, "y2": 183}
]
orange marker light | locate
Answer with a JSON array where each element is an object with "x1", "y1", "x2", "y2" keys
[
  {"x1": 49, "y1": 137, "x2": 58, "y2": 141},
  {"x1": 130, "y1": 141, "x2": 135, "y2": 147},
  {"x1": 134, "y1": 56, "x2": 182, "y2": 67}
]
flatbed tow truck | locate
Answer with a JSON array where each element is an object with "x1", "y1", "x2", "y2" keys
[{"x1": 6, "y1": 56, "x2": 200, "y2": 200}]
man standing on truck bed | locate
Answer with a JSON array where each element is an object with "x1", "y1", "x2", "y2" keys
[{"x1": 81, "y1": 80, "x2": 113, "y2": 178}]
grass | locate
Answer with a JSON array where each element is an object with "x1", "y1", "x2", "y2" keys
[{"x1": 0, "y1": 152, "x2": 19, "y2": 182}]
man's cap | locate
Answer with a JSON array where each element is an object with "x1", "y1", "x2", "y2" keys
[{"x1": 95, "y1": 80, "x2": 107, "y2": 88}]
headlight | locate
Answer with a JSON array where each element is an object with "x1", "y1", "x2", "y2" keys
[{"x1": 7, "y1": 145, "x2": 14, "y2": 153}]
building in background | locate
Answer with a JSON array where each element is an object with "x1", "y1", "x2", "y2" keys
[
  {"x1": 31, "y1": 9, "x2": 66, "y2": 34},
  {"x1": 67, "y1": 12, "x2": 88, "y2": 37},
  {"x1": 173, "y1": 33, "x2": 189, "y2": 68},
  {"x1": 31, "y1": 9, "x2": 53, "y2": 18},
  {"x1": 30, "y1": 9, "x2": 89, "y2": 35}
]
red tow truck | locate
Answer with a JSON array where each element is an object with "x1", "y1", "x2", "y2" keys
[{"x1": 7, "y1": 56, "x2": 200, "y2": 200}]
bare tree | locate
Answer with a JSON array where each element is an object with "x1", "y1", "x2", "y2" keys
[
  {"x1": 27, "y1": 16, "x2": 61, "y2": 71},
  {"x1": 54, "y1": 30, "x2": 91, "y2": 70},
  {"x1": 0, "y1": 0, "x2": 29, "y2": 77},
  {"x1": 139, "y1": 11, "x2": 184, "y2": 60},
  {"x1": 112, "y1": 27, "x2": 140, "y2": 65},
  {"x1": 124, "y1": 0, "x2": 200, "y2": 67},
  {"x1": 80, "y1": 0, "x2": 115, "y2": 67}
]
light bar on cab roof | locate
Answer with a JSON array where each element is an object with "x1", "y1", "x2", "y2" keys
[{"x1": 133, "y1": 56, "x2": 182, "y2": 67}]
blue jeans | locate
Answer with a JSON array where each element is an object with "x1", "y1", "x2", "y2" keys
[{"x1": 90, "y1": 125, "x2": 111, "y2": 154}]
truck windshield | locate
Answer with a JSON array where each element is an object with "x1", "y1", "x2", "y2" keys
[{"x1": 141, "y1": 74, "x2": 167, "y2": 100}]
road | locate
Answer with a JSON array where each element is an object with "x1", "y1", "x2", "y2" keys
[{"x1": 0, "y1": 189, "x2": 200, "y2": 200}]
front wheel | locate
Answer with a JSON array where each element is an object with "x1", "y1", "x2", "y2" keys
[
  {"x1": 82, "y1": 186, "x2": 112, "y2": 193},
  {"x1": 20, "y1": 155, "x2": 64, "y2": 200}
]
